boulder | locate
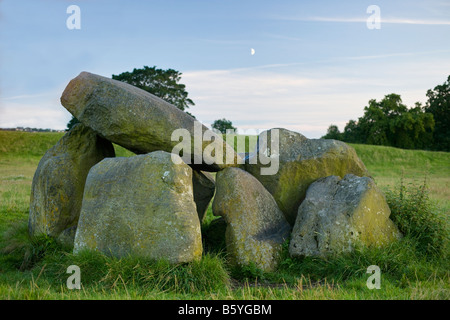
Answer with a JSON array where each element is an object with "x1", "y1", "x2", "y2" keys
[
  {"x1": 192, "y1": 170, "x2": 215, "y2": 222},
  {"x1": 289, "y1": 174, "x2": 402, "y2": 257},
  {"x1": 60, "y1": 71, "x2": 240, "y2": 171},
  {"x1": 28, "y1": 123, "x2": 115, "y2": 238},
  {"x1": 244, "y1": 128, "x2": 369, "y2": 225},
  {"x1": 212, "y1": 167, "x2": 291, "y2": 271},
  {"x1": 73, "y1": 151, "x2": 203, "y2": 264}
]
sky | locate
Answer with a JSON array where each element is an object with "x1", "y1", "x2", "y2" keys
[{"x1": 1, "y1": 0, "x2": 449, "y2": 138}]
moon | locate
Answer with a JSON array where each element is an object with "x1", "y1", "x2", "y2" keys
[{"x1": 251, "y1": 48, "x2": 255, "y2": 55}]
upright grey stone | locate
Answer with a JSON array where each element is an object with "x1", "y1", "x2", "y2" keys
[
  {"x1": 29, "y1": 123, "x2": 115, "y2": 238},
  {"x1": 289, "y1": 174, "x2": 402, "y2": 257},
  {"x1": 73, "y1": 151, "x2": 203, "y2": 264},
  {"x1": 213, "y1": 167, "x2": 291, "y2": 271}
]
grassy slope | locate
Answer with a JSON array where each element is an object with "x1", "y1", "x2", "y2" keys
[
  {"x1": 0, "y1": 131, "x2": 448, "y2": 299},
  {"x1": 351, "y1": 144, "x2": 450, "y2": 213}
]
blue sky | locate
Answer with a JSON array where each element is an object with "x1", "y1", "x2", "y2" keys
[{"x1": 1, "y1": 0, "x2": 449, "y2": 137}]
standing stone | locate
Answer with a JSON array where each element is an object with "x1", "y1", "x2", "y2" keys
[
  {"x1": 212, "y1": 167, "x2": 291, "y2": 271},
  {"x1": 244, "y1": 128, "x2": 369, "y2": 225},
  {"x1": 28, "y1": 124, "x2": 115, "y2": 238},
  {"x1": 192, "y1": 170, "x2": 215, "y2": 222},
  {"x1": 60, "y1": 71, "x2": 240, "y2": 171},
  {"x1": 289, "y1": 174, "x2": 402, "y2": 257},
  {"x1": 73, "y1": 151, "x2": 202, "y2": 264}
]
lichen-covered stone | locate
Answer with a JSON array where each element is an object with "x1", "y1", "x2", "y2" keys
[
  {"x1": 28, "y1": 123, "x2": 115, "y2": 238},
  {"x1": 192, "y1": 170, "x2": 215, "y2": 222},
  {"x1": 289, "y1": 174, "x2": 402, "y2": 257},
  {"x1": 60, "y1": 71, "x2": 239, "y2": 171},
  {"x1": 212, "y1": 168, "x2": 291, "y2": 271},
  {"x1": 73, "y1": 151, "x2": 202, "y2": 264},
  {"x1": 244, "y1": 128, "x2": 369, "y2": 225}
]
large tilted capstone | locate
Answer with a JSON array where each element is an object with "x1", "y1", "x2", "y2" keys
[
  {"x1": 28, "y1": 123, "x2": 115, "y2": 240},
  {"x1": 289, "y1": 174, "x2": 402, "y2": 257},
  {"x1": 73, "y1": 151, "x2": 203, "y2": 263},
  {"x1": 244, "y1": 128, "x2": 370, "y2": 225},
  {"x1": 60, "y1": 71, "x2": 240, "y2": 172},
  {"x1": 212, "y1": 167, "x2": 291, "y2": 271}
]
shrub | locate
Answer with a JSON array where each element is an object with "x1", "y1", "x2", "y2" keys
[{"x1": 385, "y1": 179, "x2": 449, "y2": 258}]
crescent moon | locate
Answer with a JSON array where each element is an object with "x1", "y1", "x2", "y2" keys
[{"x1": 251, "y1": 48, "x2": 255, "y2": 55}]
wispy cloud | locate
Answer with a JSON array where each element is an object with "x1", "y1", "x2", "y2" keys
[
  {"x1": 1, "y1": 92, "x2": 54, "y2": 101},
  {"x1": 183, "y1": 55, "x2": 450, "y2": 138},
  {"x1": 274, "y1": 15, "x2": 450, "y2": 25}
]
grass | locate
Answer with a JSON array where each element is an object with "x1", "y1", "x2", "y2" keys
[
  {"x1": 351, "y1": 143, "x2": 450, "y2": 214},
  {"x1": 0, "y1": 131, "x2": 449, "y2": 300}
]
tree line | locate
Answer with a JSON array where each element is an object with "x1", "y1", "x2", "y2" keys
[{"x1": 322, "y1": 75, "x2": 449, "y2": 151}]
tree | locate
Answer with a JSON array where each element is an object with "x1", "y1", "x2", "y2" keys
[
  {"x1": 112, "y1": 66, "x2": 195, "y2": 112},
  {"x1": 66, "y1": 116, "x2": 80, "y2": 131},
  {"x1": 342, "y1": 119, "x2": 364, "y2": 143},
  {"x1": 322, "y1": 125, "x2": 342, "y2": 140},
  {"x1": 331, "y1": 93, "x2": 434, "y2": 150},
  {"x1": 212, "y1": 118, "x2": 236, "y2": 134},
  {"x1": 424, "y1": 75, "x2": 450, "y2": 151}
]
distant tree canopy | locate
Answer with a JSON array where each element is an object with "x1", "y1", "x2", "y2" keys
[
  {"x1": 424, "y1": 75, "x2": 450, "y2": 151},
  {"x1": 112, "y1": 66, "x2": 195, "y2": 112},
  {"x1": 212, "y1": 118, "x2": 237, "y2": 134},
  {"x1": 323, "y1": 93, "x2": 435, "y2": 150},
  {"x1": 67, "y1": 66, "x2": 196, "y2": 129},
  {"x1": 324, "y1": 76, "x2": 450, "y2": 151}
]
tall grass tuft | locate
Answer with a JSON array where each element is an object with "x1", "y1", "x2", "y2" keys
[
  {"x1": 0, "y1": 221, "x2": 63, "y2": 271},
  {"x1": 41, "y1": 250, "x2": 230, "y2": 294},
  {"x1": 385, "y1": 178, "x2": 449, "y2": 258}
]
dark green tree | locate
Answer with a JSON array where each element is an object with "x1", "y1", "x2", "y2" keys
[
  {"x1": 66, "y1": 116, "x2": 80, "y2": 131},
  {"x1": 322, "y1": 125, "x2": 342, "y2": 140},
  {"x1": 212, "y1": 118, "x2": 237, "y2": 134},
  {"x1": 342, "y1": 119, "x2": 364, "y2": 143},
  {"x1": 335, "y1": 93, "x2": 434, "y2": 149},
  {"x1": 112, "y1": 66, "x2": 195, "y2": 112},
  {"x1": 424, "y1": 75, "x2": 450, "y2": 151}
]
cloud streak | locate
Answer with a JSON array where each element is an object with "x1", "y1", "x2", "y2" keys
[
  {"x1": 183, "y1": 55, "x2": 450, "y2": 138},
  {"x1": 274, "y1": 15, "x2": 450, "y2": 26}
]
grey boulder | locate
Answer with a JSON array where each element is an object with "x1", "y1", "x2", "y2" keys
[
  {"x1": 212, "y1": 167, "x2": 291, "y2": 271},
  {"x1": 289, "y1": 174, "x2": 402, "y2": 257},
  {"x1": 28, "y1": 123, "x2": 115, "y2": 239},
  {"x1": 244, "y1": 128, "x2": 369, "y2": 225},
  {"x1": 73, "y1": 151, "x2": 203, "y2": 264}
]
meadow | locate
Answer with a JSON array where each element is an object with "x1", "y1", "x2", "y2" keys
[{"x1": 0, "y1": 130, "x2": 448, "y2": 300}]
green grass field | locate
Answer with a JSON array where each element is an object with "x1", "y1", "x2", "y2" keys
[{"x1": 0, "y1": 130, "x2": 448, "y2": 300}]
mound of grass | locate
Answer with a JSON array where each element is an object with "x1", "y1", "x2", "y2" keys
[
  {"x1": 40, "y1": 250, "x2": 230, "y2": 294},
  {"x1": 350, "y1": 143, "x2": 450, "y2": 178},
  {"x1": 0, "y1": 220, "x2": 230, "y2": 294},
  {"x1": 0, "y1": 131, "x2": 63, "y2": 159}
]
